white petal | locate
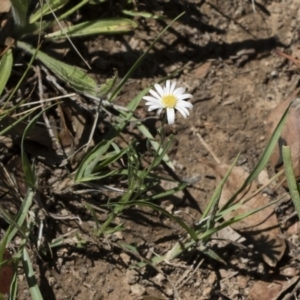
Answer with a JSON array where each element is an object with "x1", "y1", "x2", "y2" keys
[
  {"x1": 143, "y1": 96, "x2": 161, "y2": 103},
  {"x1": 164, "y1": 80, "x2": 171, "y2": 94},
  {"x1": 149, "y1": 89, "x2": 162, "y2": 101},
  {"x1": 157, "y1": 108, "x2": 163, "y2": 116},
  {"x1": 176, "y1": 106, "x2": 189, "y2": 118},
  {"x1": 148, "y1": 105, "x2": 161, "y2": 111},
  {"x1": 170, "y1": 81, "x2": 177, "y2": 94},
  {"x1": 177, "y1": 100, "x2": 193, "y2": 109},
  {"x1": 154, "y1": 83, "x2": 164, "y2": 97},
  {"x1": 174, "y1": 87, "x2": 186, "y2": 96},
  {"x1": 166, "y1": 107, "x2": 175, "y2": 124},
  {"x1": 178, "y1": 93, "x2": 193, "y2": 100},
  {"x1": 145, "y1": 102, "x2": 163, "y2": 108}
]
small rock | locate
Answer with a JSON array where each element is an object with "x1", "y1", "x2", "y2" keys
[
  {"x1": 130, "y1": 284, "x2": 146, "y2": 296},
  {"x1": 203, "y1": 286, "x2": 212, "y2": 297},
  {"x1": 112, "y1": 231, "x2": 124, "y2": 241},
  {"x1": 120, "y1": 253, "x2": 131, "y2": 265},
  {"x1": 237, "y1": 275, "x2": 248, "y2": 289},
  {"x1": 126, "y1": 269, "x2": 139, "y2": 285},
  {"x1": 166, "y1": 288, "x2": 173, "y2": 297},
  {"x1": 207, "y1": 272, "x2": 216, "y2": 284},
  {"x1": 154, "y1": 273, "x2": 165, "y2": 286},
  {"x1": 257, "y1": 169, "x2": 270, "y2": 186}
]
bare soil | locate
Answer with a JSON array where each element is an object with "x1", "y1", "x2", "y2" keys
[{"x1": 3, "y1": 0, "x2": 300, "y2": 299}]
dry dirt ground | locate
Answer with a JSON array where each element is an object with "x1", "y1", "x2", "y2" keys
[{"x1": 3, "y1": 0, "x2": 300, "y2": 299}]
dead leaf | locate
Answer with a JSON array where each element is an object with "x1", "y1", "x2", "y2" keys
[
  {"x1": 265, "y1": 89, "x2": 300, "y2": 183},
  {"x1": 211, "y1": 163, "x2": 286, "y2": 267},
  {"x1": 287, "y1": 221, "x2": 300, "y2": 236},
  {"x1": 249, "y1": 276, "x2": 299, "y2": 300},
  {"x1": 57, "y1": 103, "x2": 75, "y2": 155},
  {"x1": 192, "y1": 62, "x2": 211, "y2": 79}
]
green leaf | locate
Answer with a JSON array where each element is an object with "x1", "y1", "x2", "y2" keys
[
  {"x1": 7, "y1": 188, "x2": 35, "y2": 243},
  {"x1": 0, "y1": 110, "x2": 35, "y2": 136},
  {"x1": 22, "y1": 248, "x2": 43, "y2": 300},
  {"x1": 136, "y1": 121, "x2": 175, "y2": 170},
  {"x1": 199, "y1": 198, "x2": 281, "y2": 240},
  {"x1": 201, "y1": 247, "x2": 227, "y2": 265},
  {"x1": 223, "y1": 100, "x2": 292, "y2": 211},
  {"x1": 75, "y1": 140, "x2": 113, "y2": 182},
  {"x1": 17, "y1": 41, "x2": 117, "y2": 98},
  {"x1": 200, "y1": 154, "x2": 240, "y2": 222},
  {"x1": 21, "y1": 104, "x2": 56, "y2": 187},
  {"x1": 10, "y1": 269, "x2": 18, "y2": 299},
  {"x1": 10, "y1": 0, "x2": 29, "y2": 27},
  {"x1": 0, "y1": 49, "x2": 13, "y2": 96},
  {"x1": 21, "y1": 118, "x2": 41, "y2": 188},
  {"x1": 119, "y1": 201, "x2": 198, "y2": 241},
  {"x1": 29, "y1": 0, "x2": 69, "y2": 24},
  {"x1": 283, "y1": 146, "x2": 300, "y2": 219},
  {"x1": 45, "y1": 18, "x2": 137, "y2": 39},
  {"x1": 95, "y1": 148, "x2": 127, "y2": 170},
  {"x1": 89, "y1": 0, "x2": 108, "y2": 4},
  {"x1": 17, "y1": 41, "x2": 100, "y2": 96},
  {"x1": 97, "y1": 69, "x2": 118, "y2": 98}
]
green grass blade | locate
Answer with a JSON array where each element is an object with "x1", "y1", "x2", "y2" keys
[
  {"x1": 95, "y1": 148, "x2": 127, "y2": 170},
  {"x1": 136, "y1": 122, "x2": 174, "y2": 170},
  {"x1": 22, "y1": 248, "x2": 43, "y2": 300},
  {"x1": 75, "y1": 140, "x2": 112, "y2": 182},
  {"x1": 118, "y1": 201, "x2": 198, "y2": 241},
  {"x1": 0, "y1": 49, "x2": 13, "y2": 96},
  {"x1": 97, "y1": 70, "x2": 118, "y2": 97},
  {"x1": 21, "y1": 110, "x2": 49, "y2": 188},
  {"x1": 7, "y1": 188, "x2": 35, "y2": 243},
  {"x1": 10, "y1": 270, "x2": 18, "y2": 300},
  {"x1": 199, "y1": 198, "x2": 280, "y2": 240},
  {"x1": 0, "y1": 109, "x2": 36, "y2": 136},
  {"x1": 20, "y1": 104, "x2": 56, "y2": 187},
  {"x1": 45, "y1": 19, "x2": 137, "y2": 39},
  {"x1": 241, "y1": 101, "x2": 291, "y2": 186},
  {"x1": 109, "y1": 11, "x2": 185, "y2": 102},
  {"x1": 16, "y1": 41, "x2": 99, "y2": 97},
  {"x1": 29, "y1": 0, "x2": 69, "y2": 24},
  {"x1": 201, "y1": 154, "x2": 240, "y2": 221},
  {"x1": 56, "y1": 0, "x2": 89, "y2": 21},
  {"x1": 4, "y1": 43, "x2": 37, "y2": 109},
  {"x1": 76, "y1": 169, "x2": 119, "y2": 182},
  {"x1": 10, "y1": 0, "x2": 29, "y2": 27},
  {"x1": 222, "y1": 101, "x2": 292, "y2": 210},
  {"x1": 282, "y1": 145, "x2": 300, "y2": 219}
]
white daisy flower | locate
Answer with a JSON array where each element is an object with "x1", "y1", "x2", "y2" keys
[{"x1": 143, "y1": 80, "x2": 193, "y2": 124}]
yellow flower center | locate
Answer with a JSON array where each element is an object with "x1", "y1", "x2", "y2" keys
[{"x1": 162, "y1": 95, "x2": 177, "y2": 108}]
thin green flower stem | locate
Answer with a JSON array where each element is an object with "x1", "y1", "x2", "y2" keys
[{"x1": 159, "y1": 113, "x2": 167, "y2": 145}]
